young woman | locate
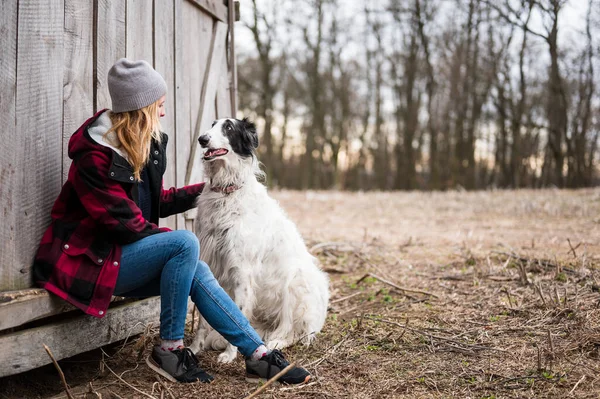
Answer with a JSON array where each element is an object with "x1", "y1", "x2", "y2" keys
[{"x1": 32, "y1": 58, "x2": 310, "y2": 384}]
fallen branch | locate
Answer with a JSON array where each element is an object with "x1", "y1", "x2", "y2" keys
[
  {"x1": 43, "y1": 344, "x2": 75, "y2": 399},
  {"x1": 567, "y1": 239, "x2": 581, "y2": 259},
  {"x1": 330, "y1": 292, "x2": 363, "y2": 304},
  {"x1": 356, "y1": 273, "x2": 439, "y2": 299},
  {"x1": 569, "y1": 375, "x2": 586, "y2": 396},
  {"x1": 155, "y1": 376, "x2": 176, "y2": 399},
  {"x1": 492, "y1": 251, "x2": 576, "y2": 275},
  {"x1": 310, "y1": 241, "x2": 354, "y2": 253},
  {"x1": 363, "y1": 316, "x2": 506, "y2": 353},
  {"x1": 244, "y1": 362, "x2": 297, "y2": 399},
  {"x1": 102, "y1": 360, "x2": 158, "y2": 399}
]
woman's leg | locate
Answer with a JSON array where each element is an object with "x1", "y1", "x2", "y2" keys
[
  {"x1": 114, "y1": 230, "x2": 309, "y2": 384},
  {"x1": 115, "y1": 230, "x2": 263, "y2": 351},
  {"x1": 114, "y1": 230, "x2": 199, "y2": 341},
  {"x1": 189, "y1": 259, "x2": 264, "y2": 358}
]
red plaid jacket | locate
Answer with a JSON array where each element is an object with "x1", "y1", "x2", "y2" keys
[{"x1": 33, "y1": 110, "x2": 204, "y2": 317}]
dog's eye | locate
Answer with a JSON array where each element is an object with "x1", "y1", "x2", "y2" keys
[{"x1": 226, "y1": 124, "x2": 232, "y2": 131}]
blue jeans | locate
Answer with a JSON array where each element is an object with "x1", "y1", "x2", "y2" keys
[{"x1": 113, "y1": 230, "x2": 263, "y2": 357}]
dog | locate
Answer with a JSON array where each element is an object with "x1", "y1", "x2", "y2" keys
[{"x1": 188, "y1": 117, "x2": 330, "y2": 363}]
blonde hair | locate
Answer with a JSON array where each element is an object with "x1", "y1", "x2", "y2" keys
[{"x1": 105, "y1": 100, "x2": 162, "y2": 181}]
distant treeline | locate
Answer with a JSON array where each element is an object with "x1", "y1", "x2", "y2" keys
[{"x1": 237, "y1": 0, "x2": 599, "y2": 190}]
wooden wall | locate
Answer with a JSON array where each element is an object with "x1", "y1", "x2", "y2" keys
[{"x1": 0, "y1": 0, "x2": 235, "y2": 292}]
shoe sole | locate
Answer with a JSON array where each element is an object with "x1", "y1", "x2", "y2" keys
[
  {"x1": 146, "y1": 356, "x2": 178, "y2": 383},
  {"x1": 245, "y1": 375, "x2": 311, "y2": 385}
]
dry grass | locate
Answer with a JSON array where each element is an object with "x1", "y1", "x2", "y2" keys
[{"x1": 3, "y1": 189, "x2": 600, "y2": 399}]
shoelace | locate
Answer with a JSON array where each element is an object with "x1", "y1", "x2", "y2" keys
[
  {"x1": 267, "y1": 349, "x2": 289, "y2": 375},
  {"x1": 177, "y1": 348, "x2": 200, "y2": 372}
]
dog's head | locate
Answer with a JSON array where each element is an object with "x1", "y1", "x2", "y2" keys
[{"x1": 198, "y1": 118, "x2": 258, "y2": 163}]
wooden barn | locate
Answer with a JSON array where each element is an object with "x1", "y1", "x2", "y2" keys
[{"x1": 0, "y1": 0, "x2": 239, "y2": 377}]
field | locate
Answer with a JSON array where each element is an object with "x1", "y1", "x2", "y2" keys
[{"x1": 1, "y1": 189, "x2": 599, "y2": 398}]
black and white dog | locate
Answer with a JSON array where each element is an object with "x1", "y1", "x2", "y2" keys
[{"x1": 189, "y1": 118, "x2": 330, "y2": 363}]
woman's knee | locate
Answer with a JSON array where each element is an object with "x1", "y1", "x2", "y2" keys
[
  {"x1": 193, "y1": 260, "x2": 218, "y2": 285},
  {"x1": 168, "y1": 230, "x2": 200, "y2": 259}
]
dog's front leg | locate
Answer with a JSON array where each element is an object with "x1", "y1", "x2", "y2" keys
[
  {"x1": 189, "y1": 313, "x2": 211, "y2": 354},
  {"x1": 217, "y1": 274, "x2": 258, "y2": 363}
]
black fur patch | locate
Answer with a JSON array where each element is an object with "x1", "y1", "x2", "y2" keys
[{"x1": 223, "y1": 118, "x2": 259, "y2": 157}]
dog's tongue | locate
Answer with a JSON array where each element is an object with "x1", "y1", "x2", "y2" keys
[{"x1": 206, "y1": 148, "x2": 228, "y2": 157}]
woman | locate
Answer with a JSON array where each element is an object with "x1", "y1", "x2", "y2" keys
[{"x1": 32, "y1": 58, "x2": 310, "y2": 384}]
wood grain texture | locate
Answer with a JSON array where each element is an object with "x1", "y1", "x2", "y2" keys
[
  {"x1": 227, "y1": 0, "x2": 238, "y2": 114},
  {"x1": 176, "y1": 2, "x2": 214, "y2": 227},
  {"x1": 215, "y1": 47, "x2": 232, "y2": 118},
  {"x1": 155, "y1": 0, "x2": 177, "y2": 230},
  {"x1": 186, "y1": 0, "x2": 228, "y2": 23},
  {"x1": 185, "y1": 21, "x2": 228, "y2": 187},
  {"x1": 10, "y1": 0, "x2": 64, "y2": 291},
  {"x1": 96, "y1": 0, "x2": 126, "y2": 111},
  {"x1": 63, "y1": 0, "x2": 94, "y2": 183},
  {"x1": 0, "y1": 289, "x2": 75, "y2": 331},
  {"x1": 173, "y1": 0, "x2": 188, "y2": 230},
  {"x1": 0, "y1": 0, "x2": 19, "y2": 291},
  {"x1": 0, "y1": 297, "x2": 161, "y2": 377},
  {"x1": 126, "y1": 0, "x2": 153, "y2": 62}
]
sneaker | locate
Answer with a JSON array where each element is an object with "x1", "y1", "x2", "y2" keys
[
  {"x1": 245, "y1": 349, "x2": 311, "y2": 385},
  {"x1": 146, "y1": 346, "x2": 214, "y2": 383}
]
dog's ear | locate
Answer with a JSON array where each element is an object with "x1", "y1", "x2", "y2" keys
[{"x1": 242, "y1": 118, "x2": 259, "y2": 149}]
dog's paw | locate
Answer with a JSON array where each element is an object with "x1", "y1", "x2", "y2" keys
[
  {"x1": 204, "y1": 330, "x2": 228, "y2": 350},
  {"x1": 188, "y1": 342, "x2": 201, "y2": 355},
  {"x1": 217, "y1": 349, "x2": 237, "y2": 363},
  {"x1": 266, "y1": 339, "x2": 292, "y2": 350}
]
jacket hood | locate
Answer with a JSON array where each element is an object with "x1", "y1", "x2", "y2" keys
[{"x1": 68, "y1": 109, "x2": 127, "y2": 160}]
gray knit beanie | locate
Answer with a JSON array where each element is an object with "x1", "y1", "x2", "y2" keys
[{"x1": 108, "y1": 58, "x2": 167, "y2": 113}]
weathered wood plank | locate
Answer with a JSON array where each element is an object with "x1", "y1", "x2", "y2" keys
[
  {"x1": 177, "y1": 3, "x2": 214, "y2": 226},
  {"x1": 96, "y1": 0, "x2": 126, "y2": 111},
  {"x1": 216, "y1": 49, "x2": 232, "y2": 118},
  {"x1": 126, "y1": 0, "x2": 153, "y2": 62},
  {"x1": 155, "y1": 0, "x2": 177, "y2": 230},
  {"x1": 185, "y1": 21, "x2": 228, "y2": 188},
  {"x1": 0, "y1": 0, "x2": 19, "y2": 292},
  {"x1": 174, "y1": 0, "x2": 189, "y2": 230},
  {"x1": 63, "y1": 0, "x2": 94, "y2": 183},
  {"x1": 227, "y1": 0, "x2": 238, "y2": 114},
  {"x1": 10, "y1": 0, "x2": 64, "y2": 291},
  {"x1": 0, "y1": 289, "x2": 75, "y2": 331},
  {"x1": 0, "y1": 297, "x2": 161, "y2": 377},
  {"x1": 186, "y1": 0, "x2": 229, "y2": 23}
]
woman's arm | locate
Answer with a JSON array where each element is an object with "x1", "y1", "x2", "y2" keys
[
  {"x1": 73, "y1": 151, "x2": 171, "y2": 244},
  {"x1": 159, "y1": 183, "x2": 205, "y2": 217}
]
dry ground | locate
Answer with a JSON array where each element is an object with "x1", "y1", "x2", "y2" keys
[{"x1": 1, "y1": 189, "x2": 599, "y2": 399}]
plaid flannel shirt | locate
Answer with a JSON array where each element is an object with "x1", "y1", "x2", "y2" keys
[{"x1": 33, "y1": 110, "x2": 204, "y2": 317}]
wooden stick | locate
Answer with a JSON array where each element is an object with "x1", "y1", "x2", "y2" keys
[
  {"x1": 155, "y1": 376, "x2": 176, "y2": 399},
  {"x1": 356, "y1": 272, "x2": 439, "y2": 298},
  {"x1": 103, "y1": 361, "x2": 158, "y2": 399},
  {"x1": 567, "y1": 238, "x2": 581, "y2": 259},
  {"x1": 330, "y1": 292, "x2": 362, "y2": 304},
  {"x1": 547, "y1": 330, "x2": 555, "y2": 360},
  {"x1": 569, "y1": 375, "x2": 586, "y2": 395},
  {"x1": 535, "y1": 283, "x2": 547, "y2": 307},
  {"x1": 244, "y1": 362, "x2": 297, "y2": 399},
  {"x1": 492, "y1": 251, "x2": 576, "y2": 274},
  {"x1": 191, "y1": 306, "x2": 196, "y2": 334},
  {"x1": 502, "y1": 287, "x2": 513, "y2": 308},
  {"x1": 43, "y1": 344, "x2": 75, "y2": 399},
  {"x1": 309, "y1": 241, "x2": 354, "y2": 253},
  {"x1": 363, "y1": 316, "x2": 506, "y2": 352}
]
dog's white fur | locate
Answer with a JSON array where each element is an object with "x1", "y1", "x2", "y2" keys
[{"x1": 189, "y1": 119, "x2": 330, "y2": 363}]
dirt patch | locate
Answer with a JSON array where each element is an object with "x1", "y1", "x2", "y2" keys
[{"x1": 1, "y1": 189, "x2": 599, "y2": 398}]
